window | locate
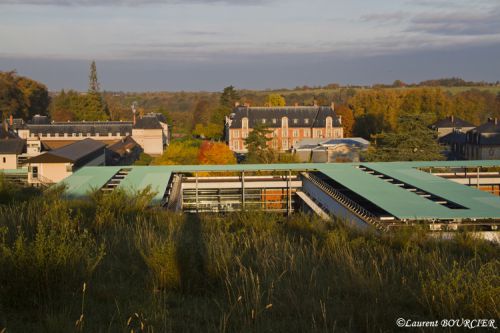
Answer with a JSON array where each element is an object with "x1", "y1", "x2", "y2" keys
[
  {"x1": 2, "y1": 157, "x2": 5, "y2": 163},
  {"x1": 326, "y1": 116, "x2": 333, "y2": 128},
  {"x1": 282, "y1": 139, "x2": 288, "y2": 150},
  {"x1": 109, "y1": 132, "x2": 113, "y2": 137},
  {"x1": 234, "y1": 130, "x2": 240, "y2": 139},
  {"x1": 293, "y1": 130, "x2": 299, "y2": 137},
  {"x1": 242, "y1": 131, "x2": 248, "y2": 139},
  {"x1": 234, "y1": 140, "x2": 240, "y2": 150},
  {"x1": 315, "y1": 129, "x2": 322, "y2": 138},
  {"x1": 272, "y1": 118, "x2": 277, "y2": 124},
  {"x1": 66, "y1": 164, "x2": 73, "y2": 172},
  {"x1": 262, "y1": 119, "x2": 267, "y2": 124},
  {"x1": 242, "y1": 117, "x2": 249, "y2": 128},
  {"x1": 293, "y1": 118, "x2": 298, "y2": 124},
  {"x1": 282, "y1": 117, "x2": 288, "y2": 128},
  {"x1": 327, "y1": 130, "x2": 332, "y2": 137},
  {"x1": 303, "y1": 129, "x2": 311, "y2": 138},
  {"x1": 304, "y1": 118, "x2": 309, "y2": 125}
]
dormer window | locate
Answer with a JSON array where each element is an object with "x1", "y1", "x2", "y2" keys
[
  {"x1": 272, "y1": 118, "x2": 277, "y2": 124},
  {"x1": 262, "y1": 119, "x2": 266, "y2": 124},
  {"x1": 293, "y1": 119, "x2": 298, "y2": 124},
  {"x1": 282, "y1": 117, "x2": 288, "y2": 128},
  {"x1": 304, "y1": 118, "x2": 309, "y2": 125}
]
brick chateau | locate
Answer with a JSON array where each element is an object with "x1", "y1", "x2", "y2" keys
[{"x1": 225, "y1": 103, "x2": 344, "y2": 153}]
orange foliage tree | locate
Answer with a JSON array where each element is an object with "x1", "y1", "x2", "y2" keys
[
  {"x1": 197, "y1": 141, "x2": 236, "y2": 165},
  {"x1": 335, "y1": 104, "x2": 355, "y2": 137}
]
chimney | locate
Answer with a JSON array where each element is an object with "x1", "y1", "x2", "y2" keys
[
  {"x1": 9, "y1": 114, "x2": 13, "y2": 126},
  {"x1": 338, "y1": 115, "x2": 342, "y2": 125},
  {"x1": 235, "y1": 102, "x2": 240, "y2": 107},
  {"x1": 294, "y1": 102, "x2": 299, "y2": 107},
  {"x1": 450, "y1": 115, "x2": 454, "y2": 122},
  {"x1": 133, "y1": 113, "x2": 136, "y2": 126},
  {"x1": 495, "y1": 118, "x2": 498, "y2": 125},
  {"x1": 331, "y1": 102, "x2": 335, "y2": 111},
  {"x1": 313, "y1": 100, "x2": 318, "y2": 107},
  {"x1": 244, "y1": 103, "x2": 250, "y2": 107}
]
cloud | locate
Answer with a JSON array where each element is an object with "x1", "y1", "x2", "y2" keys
[
  {"x1": 0, "y1": 0, "x2": 270, "y2": 6},
  {"x1": 361, "y1": 11, "x2": 409, "y2": 24},
  {"x1": 408, "y1": 8, "x2": 500, "y2": 36}
]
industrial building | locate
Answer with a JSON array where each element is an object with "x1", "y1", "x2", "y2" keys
[{"x1": 62, "y1": 160, "x2": 500, "y2": 232}]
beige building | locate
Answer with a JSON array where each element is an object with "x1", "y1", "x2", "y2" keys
[
  {"x1": 15, "y1": 113, "x2": 169, "y2": 157},
  {"x1": 0, "y1": 139, "x2": 25, "y2": 170},
  {"x1": 26, "y1": 138, "x2": 106, "y2": 184}
]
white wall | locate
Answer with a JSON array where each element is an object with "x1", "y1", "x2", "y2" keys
[
  {"x1": 0, "y1": 154, "x2": 17, "y2": 170},
  {"x1": 29, "y1": 162, "x2": 72, "y2": 183},
  {"x1": 132, "y1": 129, "x2": 164, "y2": 156}
]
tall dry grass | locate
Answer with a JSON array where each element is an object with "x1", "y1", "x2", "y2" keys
[{"x1": 0, "y1": 187, "x2": 498, "y2": 332}]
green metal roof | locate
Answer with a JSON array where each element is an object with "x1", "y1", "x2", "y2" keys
[
  {"x1": 117, "y1": 167, "x2": 172, "y2": 204},
  {"x1": 62, "y1": 166, "x2": 122, "y2": 199},
  {"x1": 61, "y1": 160, "x2": 500, "y2": 220}
]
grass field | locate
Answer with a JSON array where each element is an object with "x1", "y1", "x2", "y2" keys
[{"x1": 0, "y1": 182, "x2": 499, "y2": 332}]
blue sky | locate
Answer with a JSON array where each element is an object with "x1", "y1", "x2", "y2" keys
[{"x1": 0, "y1": 0, "x2": 499, "y2": 91}]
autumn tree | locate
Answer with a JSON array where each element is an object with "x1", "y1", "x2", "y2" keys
[
  {"x1": 198, "y1": 141, "x2": 236, "y2": 165},
  {"x1": 335, "y1": 104, "x2": 355, "y2": 137},
  {"x1": 16, "y1": 75, "x2": 50, "y2": 118},
  {"x1": 0, "y1": 71, "x2": 24, "y2": 120},
  {"x1": 153, "y1": 140, "x2": 200, "y2": 165},
  {"x1": 0, "y1": 71, "x2": 50, "y2": 121},
  {"x1": 265, "y1": 94, "x2": 286, "y2": 107},
  {"x1": 192, "y1": 123, "x2": 224, "y2": 140}
]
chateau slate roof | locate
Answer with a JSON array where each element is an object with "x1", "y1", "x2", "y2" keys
[
  {"x1": 0, "y1": 138, "x2": 25, "y2": 154},
  {"x1": 27, "y1": 121, "x2": 133, "y2": 136},
  {"x1": 466, "y1": 118, "x2": 500, "y2": 145},
  {"x1": 134, "y1": 116, "x2": 163, "y2": 129},
  {"x1": 228, "y1": 106, "x2": 342, "y2": 129},
  {"x1": 431, "y1": 116, "x2": 474, "y2": 129}
]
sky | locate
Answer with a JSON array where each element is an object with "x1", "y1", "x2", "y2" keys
[{"x1": 0, "y1": 0, "x2": 499, "y2": 91}]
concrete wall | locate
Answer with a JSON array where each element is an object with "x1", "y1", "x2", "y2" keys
[
  {"x1": 302, "y1": 177, "x2": 370, "y2": 230},
  {"x1": 0, "y1": 154, "x2": 17, "y2": 170}
]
